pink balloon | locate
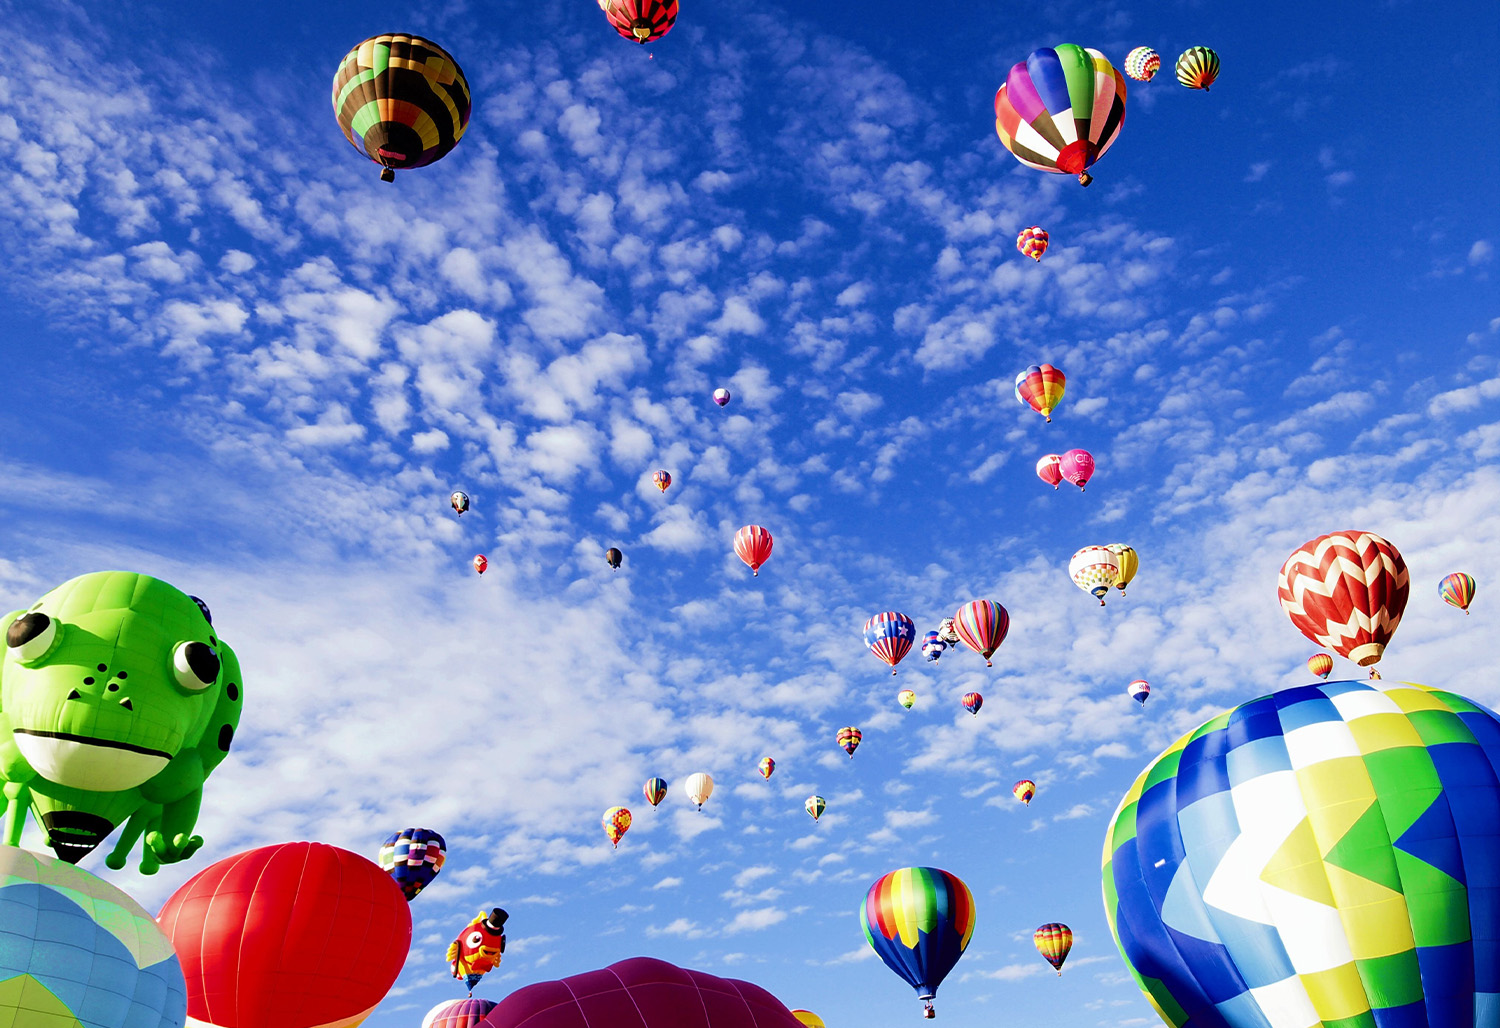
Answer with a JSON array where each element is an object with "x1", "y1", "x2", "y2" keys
[
  {"x1": 1059, "y1": 449, "x2": 1094, "y2": 491},
  {"x1": 1036, "y1": 454, "x2": 1063, "y2": 489}
]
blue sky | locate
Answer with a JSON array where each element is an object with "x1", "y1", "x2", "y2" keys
[{"x1": 1, "y1": 0, "x2": 1498, "y2": 1025}]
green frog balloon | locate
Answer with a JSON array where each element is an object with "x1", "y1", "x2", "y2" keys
[{"x1": 0, "y1": 571, "x2": 243, "y2": 873}]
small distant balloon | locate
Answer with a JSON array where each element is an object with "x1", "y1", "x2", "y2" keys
[
  {"x1": 1059, "y1": 448, "x2": 1094, "y2": 490},
  {"x1": 898, "y1": 689, "x2": 917, "y2": 710},
  {"x1": 838, "y1": 726, "x2": 862, "y2": 757},
  {"x1": 936, "y1": 617, "x2": 961, "y2": 646},
  {"x1": 643, "y1": 777, "x2": 668, "y2": 807},
  {"x1": 1124, "y1": 46, "x2": 1160, "y2": 81},
  {"x1": 1036, "y1": 454, "x2": 1064, "y2": 489},
  {"x1": 450, "y1": 491, "x2": 470, "y2": 515},
  {"x1": 962, "y1": 692, "x2": 983, "y2": 716},
  {"x1": 1128, "y1": 680, "x2": 1150, "y2": 706},
  {"x1": 758, "y1": 757, "x2": 776, "y2": 780},
  {"x1": 952, "y1": 599, "x2": 1010, "y2": 667},
  {"x1": 805, "y1": 795, "x2": 826, "y2": 822},
  {"x1": 684, "y1": 772, "x2": 714, "y2": 810},
  {"x1": 423, "y1": 998, "x2": 497, "y2": 1028},
  {"x1": 1033, "y1": 923, "x2": 1073, "y2": 974},
  {"x1": 377, "y1": 828, "x2": 447, "y2": 901},
  {"x1": 1016, "y1": 364, "x2": 1066, "y2": 421},
  {"x1": 1016, "y1": 227, "x2": 1049, "y2": 262},
  {"x1": 734, "y1": 525, "x2": 774, "y2": 576},
  {"x1": 1176, "y1": 46, "x2": 1220, "y2": 90},
  {"x1": 1106, "y1": 543, "x2": 1138, "y2": 594},
  {"x1": 1013, "y1": 780, "x2": 1035, "y2": 806},
  {"x1": 713, "y1": 388, "x2": 732, "y2": 407},
  {"x1": 472, "y1": 554, "x2": 487, "y2": 575},
  {"x1": 606, "y1": 547, "x2": 623, "y2": 570},
  {"x1": 791, "y1": 1012, "x2": 825, "y2": 1028},
  {"x1": 652, "y1": 470, "x2": 672, "y2": 493},
  {"x1": 603, "y1": 807, "x2": 631, "y2": 849},
  {"x1": 600, "y1": 0, "x2": 678, "y2": 45},
  {"x1": 1307, "y1": 653, "x2": 1334, "y2": 680},
  {"x1": 1440, "y1": 572, "x2": 1476, "y2": 613},
  {"x1": 1069, "y1": 546, "x2": 1119, "y2": 605},
  {"x1": 921, "y1": 630, "x2": 947, "y2": 662}
]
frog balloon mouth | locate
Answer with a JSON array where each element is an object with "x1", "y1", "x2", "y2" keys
[{"x1": 13, "y1": 730, "x2": 173, "y2": 791}]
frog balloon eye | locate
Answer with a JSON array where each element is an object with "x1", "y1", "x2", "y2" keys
[
  {"x1": 6, "y1": 612, "x2": 58, "y2": 663},
  {"x1": 172, "y1": 641, "x2": 220, "y2": 691}
]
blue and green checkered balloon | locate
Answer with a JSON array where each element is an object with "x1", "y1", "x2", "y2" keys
[{"x1": 1102, "y1": 680, "x2": 1500, "y2": 1028}]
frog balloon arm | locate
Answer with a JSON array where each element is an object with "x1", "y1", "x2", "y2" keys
[{"x1": 104, "y1": 805, "x2": 158, "y2": 872}]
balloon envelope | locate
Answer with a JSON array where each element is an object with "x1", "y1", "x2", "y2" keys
[
  {"x1": 1439, "y1": 572, "x2": 1476, "y2": 613},
  {"x1": 734, "y1": 525, "x2": 774, "y2": 576},
  {"x1": 864, "y1": 611, "x2": 916, "y2": 673},
  {"x1": 1033, "y1": 923, "x2": 1073, "y2": 973},
  {"x1": 994, "y1": 45, "x2": 1127, "y2": 185},
  {"x1": 1278, "y1": 531, "x2": 1409, "y2": 668},
  {"x1": 332, "y1": 35, "x2": 471, "y2": 181},
  {"x1": 1176, "y1": 46, "x2": 1220, "y2": 90},
  {"x1": 921, "y1": 630, "x2": 946, "y2": 661},
  {"x1": 1059, "y1": 448, "x2": 1095, "y2": 489},
  {"x1": 606, "y1": 547, "x2": 623, "y2": 570},
  {"x1": 652, "y1": 470, "x2": 672, "y2": 492},
  {"x1": 1124, "y1": 47, "x2": 1160, "y2": 81},
  {"x1": 1070, "y1": 546, "x2": 1119, "y2": 604},
  {"x1": 1013, "y1": 780, "x2": 1036, "y2": 805},
  {"x1": 1015, "y1": 363, "x2": 1066, "y2": 420},
  {"x1": 603, "y1": 807, "x2": 631, "y2": 848},
  {"x1": 758, "y1": 757, "x2": 775, "y2": 779},
  {"x1": 713, "y1": 388, "x2": 731, "y2": 407},
  {"x1": 1307, "y1": 653, "x2": 1334, "y2": 679},
  {"x1": 898, "y1": 689, "x2": 917, "y2": 709},
  {"x1": 952, "y1": 599, "x2": 1010, "y2": 665},
  {"x1": 601, "y1": 0, "x2": 679, "y2": 45},
  {"x1": 1037, "y1": 454, "x2": 1064, "y2": 489},
  {"x1": 861, "y1": 867, "x2": 976, "y2": 1010},
  {"x1": 157, "y1": 842, "x2": 411, "y2": 1028},
  {"x1": 1128, "y1": 680, "x2": 1150, "y2": 705},
  {"x1": 425, "y1": 999, "x2": 498, "y2": 1028},
  {"x1": 451, "y1": 490, "x2": 470, "y2": 514},
  {"x1": 1016, "y1": 227, "x2": 1049, "y2": 262},
  {"x1": 643, "y1": 777, "x2": 668, "y2": 807},
  {"x1": 1103, "y1": 679, "x2": 1500, "y2": 1028},
  {"x1": 684, "y1": 772, "x2": 714, "y2": 809},
  {"x1": 837, "y1": 727, "x2": 862, "y2": 757},
  {"x1": 805, "y1": 795, "x2": 826, "y2": 822},
  {"x1": 0, "y1": 845, "x2": 186, "y2": 1028},
  {"x1": 790, "y1": 1013, "x2": 825, "y2": 1028},
  {"x1": 962, "y1": 692, "x2": 983, "y2": 715},
  {"x1": 377, "y1": 827, "x2": 446, "y2": 900}
]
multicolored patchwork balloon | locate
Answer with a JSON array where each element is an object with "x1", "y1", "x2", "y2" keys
[
  {"x1": 1307, "y1": 653, "x2": 1334, "y2": 680},
  {"x1": 1439, "y1": 572, "x2": 1476, "y2": 614},
  {"x1": 603, "y1": 806, "x2": 631, "y2": 849},
  {"x1": 861, "y1": 867, "x2": 976, "y2": 1018},
  {"x1": 1070, "y1": 546, "x2": 1120, "y2": 605},
  {"x1": 643, "y1": 777, "x2": 668, "y2": 807},
  {"x1": 838, "y1": 726, "x2": 862, "y2": 758},
  {"x1": 600, "y1": 0, "x2": 679, "y2": 44},
  {"x1": 758, "y1": 756, "x2": 776, "y2": 779},
  {"x1": 1015, "y1": 363, "x2": 1066, "y2": 421},
  {"x1": 735, "y1": 525, "x2": 774, "y2": 576},
  {"x1": 1103, "y1": 679, "x2": 1500, "y2": 1028},
  {"x1": 377, "y1": 827, "x2": 446, "y2": 900},
  {"x1": 864, "y1": 611, "x2": 917, "y2": 674},
  {"x1": 1017, "y1": 226, "x2": 1050, "y2": 261},
  {"x1": 805, "y1": 795, "x2": 826, "y2": 822},
  {"x1": 953, "y1": 600, "x2": 1010, "y2": 667},
  {"x1": 1124, "y1": 47, "x2": 1160, "y2": 82},
  {"x1": 962, "y1": 692, "x2": 983, "y2": 716},
  {"x1": 1033, "y1": 923, "x2": 1073, "y2": 974},
  {"x1": 994, "y1": 45, "x2": 1128, "y2": 186},
  {"x1": 1037, "y1": 454, "x2": 1064, "y2": 489},
  {"x1": 652, "y1": 470, "x2": 672, "y2": 493},
  {"x1": 332, "y1": 35, "x2": 471, "y2": 182},
  {"x1": 1176, "y1": 46, "x2": 1220, "y2": 90},
  {"x1": 1278, "y1": 531, "x2": 1409, "y2": 671},
  {"x1": 1013, "y1": 780, "x2": 1036, "y2": 806}
]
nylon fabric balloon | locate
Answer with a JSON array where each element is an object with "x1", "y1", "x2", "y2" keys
[
  {"x1": 643, "y1": 777, "x2": 667, "y2": 807},
  {"x1": 377, "y1": 827, "x2": 446, "y2": 900},
  {"x1": 1102, "y1": 678, "x2": 1500, "y2": 1028},
  {"x1": 921, "y1": 630, "x2": 946, "y2": 662},
  {"x1": 1176, "y1": 46, "x2": 1220, "y2": 90},
  {"x1": 606, "y1": 547, "x2": 623, "y2": 570},
  {"x1": 898, "y1": 689, "x2": 917, "y2": 710},
  {"x1": 791, "y1": 1012, "x2": 825, "y2": 1028},
  {"x1": 1060, "y1": 448, "x2": 1094, "y2": 490},
  {"x1": 601, "y1": 0, "x2": 678, "y2": 45},
  {"x1": 952, "y1": 599, "x2": 1010, "y2": 666},
  {"x1": 450, "y1": 491, "x2": 469, "y2": 515},
  {"x1": 603, "y1": 806, "x2": 631, "y2": 849},
  {"x1": 1107, "y1": 544, "x2": 1138, "y2": 594},
  {"x1": 1037, "y1": 454, "x2": 1064, "y2": 489},
  {"x1": 962, "y1": 692, "x2": 983, "y2": 716},
  {"x1": 735, "y1": 525, "x2": 774, "y2": 576},
  {"x1": 1277, "y1": 531, "x2": 1409, "y2": 670},
  {"x1": 936, "y1": 618, "x2": 961, "y2": 647},
  {"x1": 860, "y1": 866, "x2": 976, "y2": 1018},
  {"x1": 472, "y1": 554, "x2": 487, "y2": 574},
  {"x1": 759, "y1": 757, "x2": 775, "y2": 779},
  {"x1": 864, "y1": 611, "x2": 917, "y2": 674},
  {"x1": 423, "y1": 998, "x2": 496, "y2": 1028},
  {"x1": 1070, "y1": 546, "x2": 1120, "y2": 605},
  {"x1": 652, "y1": 470, "x2": 672, "y2": 493},
  {"x1": 332, "y1": 35, "x2": 471, "y2": 182},
  {"x1": 1307, "y1": 653, "x2": 1334, "y2": 680},
  {"x1": 1017, "y1": 227, "x2": 1049, "y2": 261},
  {"x1": 1033, "y1": 923, "x2": 1073, "y2": 974},
  {"x1": 837, "y1": 726, "x2": 862, "y2": 757},
  {"x1": 805, "y1": 795, "x2": 825, "y2": 822},
  {"x1": 1124, "y1": 47, "x2": 1160, "y2": 81},
  {"x1": 1016, "y1": 364, "x2": 1066, "y2": 421},
  {"x1": 1128, "y1": 680, "x2": 1150, "y2": 706},
  {"x1": 1013, "y1": 780, "x2": 1036, "y2": 806},
  {"x1": 684, "y1": 772, "x2": 714, "y2": 810},
  {"x1": 713, "y1": 388, "x2": 731, "y2": 407},
  {"x1": 994, "y1": 45, "x2": 1127, "y2": 186},
  {"x1": 1439, "y1": 572, "x2": 1476, "y2": 613}
]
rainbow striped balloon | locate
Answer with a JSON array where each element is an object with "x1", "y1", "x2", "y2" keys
[
  {"x1": 1439, "y1": 572, "x2": 1476, "y2": 614},
  {"x1": 861, "y1": 867, "x2": 976, "y2": 1016}
]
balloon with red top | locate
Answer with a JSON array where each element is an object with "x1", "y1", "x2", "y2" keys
[{"x1": 734, "y1": 525, "x2": 774, "y2": 576}]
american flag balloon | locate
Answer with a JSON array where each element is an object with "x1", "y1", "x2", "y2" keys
[
  {"x1": 1277, "y1": 531, "x2": 1409, "y2": 669},
  {"x1": 863, "y1": 611, "x2": 916, "y2": 674}
]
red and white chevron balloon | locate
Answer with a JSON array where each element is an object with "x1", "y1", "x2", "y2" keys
[{"x1": 1277, "y1": 531, "x2": 1409, "y2": 668}]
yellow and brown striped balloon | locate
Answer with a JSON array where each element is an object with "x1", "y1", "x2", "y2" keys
[{"x1": 332, "y1": 34, "x2": 471, "y2": 182}]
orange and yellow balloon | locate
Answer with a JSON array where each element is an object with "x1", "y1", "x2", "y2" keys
[
  {"x1": 1033, "y1": 922, "x2": 1072, "y2": 974},
  {"x1": 1014, "y1": 363, "x2": 1066, "y2": 422},
  {"x1": 1013, "y1": 780, "x2": 1035, "y2": 806},
  {"x1": 603, "y1": 806, "x2": 631, "y2": 849}
]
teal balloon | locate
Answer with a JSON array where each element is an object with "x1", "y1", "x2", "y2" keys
[{"x1": 0, "y1": 844, "x2": 186, "y2": 1027}]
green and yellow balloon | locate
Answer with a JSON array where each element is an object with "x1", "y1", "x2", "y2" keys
[{"x1": 333, "y1": 34, "x2": 471, "y2": 182}]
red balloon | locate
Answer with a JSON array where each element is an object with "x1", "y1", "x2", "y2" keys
[
  {"x1": 476, "y1": 957, "x2": 805, "y2": 1028},
  {"x1": 734, "y1": 525, "x2": 774, "y2": 576},
  {"x1": 1278, "y1": 531, "x2": 1409, "y2": 669},
  {"x1": 157, "y1": 842, "x2": 412, "y2": 1028}
]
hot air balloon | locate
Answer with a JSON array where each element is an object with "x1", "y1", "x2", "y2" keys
[
  {"x1": 472, "y1": 554, "x2": 487, "y2": 575},
  {"x1": 652, "y1": 470, "x2": 672, "y2": 493},
  {"x1": 332, "y1": 35, "x2": 471, "y2": 182},
  {"x1": 837, "y1": 727, "x2": 862, "y2": 758},
  {"x1": 1440, "y1": 572, "x2": 1476, "y2": 613},
  {"x1": 1013, "y1": 780, "x2": 1036, "y2": 806},
  {"x1": 759, "y1": 757, "x2": 776, "y2": 779},
  {"x1": 1176, "y1": 46, "x2": 1220, "y2": 90},
  {"x1": 1124, "y1": 46, "x2": 1160, "y2": 81},
  {"x1": 1059, "y1": 448, "x2": 1094, "y2": 490},
  {"x1": 952, "y1": 599, "x2": 1010, "y2": 667},
  {"x1": 448, "y1": 909, "x2": 507, "y2": 995},
  {"x1": 714, "y1": 388, "x2": 732, "y2": 407},
  {"x1": 1103, "y1": 678, "x2": 1500, "y2": 1028},
  {"x1": 994, "y1": 45, "x2": 1127, "y2": 187},
  {"x1": 1307, "y1": 653, "x2": 1334, "y2": 680},
  {"x1": 600, "y1": 0, "x2": 678, "y2": 45},
  {"x1": 791, "y1": 1012, "x2": 825, "y2": 1028},
  {"x1": 377, "y1": 828, "x2": 447, "y2": 900},
  {"x1": 805, "y1": 795, "x2": 825, "y2": 822},
  {"x1": 861, "y1": 867, "x2": 975, "y2": 1018},
  {"x1": 475, "y1": 957, "x2": 808, "y2": 1028},
  {"x1": 936, "y1": 618, "x2": 961, "y2": 646},
  {"x1": 606, "y1": 547, "x2": 623, "y2": 570},
  {"x1": 0, "y1": 845, "x2": 186, "y2": 1028},
  {"x1": 1277, "y1": 531, "x2": 1409, "y2": 673},
  {"x1": 1128, "y1": 679, "x2": 1150, "y2": 706},
  {"x1": 1037, "y1": 453, "x2": 1064, "y2": 489},
  {"x1": 684, "y1": 772, "x2": 714, "y2": 810},
  {"x1": 1070, "y1": 546, "x2": 1119, "y2": 605},
  {"x1": 451, "y1": 491, "x2": 470, "y2": 515},
  {"x1": 962, "y1": 692, "x2": 983, "y2": 715},
  {"x1": 864, "y1": 611, "x2": 917, "y2": 674},
  {"x1": 1106, "y1": 543, "x2": 1137, "y2": 595},
  {"x1": 921, "y1": 630, "x2": 947, "y2": 661},
  {"x1": 1017, "y1": 227, "x2": 1050, "y2": 261},
  {"x1": 898, "y1": 689, "x2": 917, "y2": 710},
  {"x1": 1033, "y1": 923, "x2": 1073, "y2": 974},
  {"x1": 603, "y1": 806, "x2": 631, "y2": 849},
  {"x1": 643, "y1": 777, "x2": 667, "y2": 808},
  {"x1": 735, "y1": 525, "x2": 774, "y2": 576},
  {"x1": 422, "y1": 998, "x2": 496, "y2": 1028},
  {"x1": 157, "y1": 842, "x2": 411, "y2": 1028},
  {"x1": 1015, "y1": 363, "x2": 1066, "y2": 421}
]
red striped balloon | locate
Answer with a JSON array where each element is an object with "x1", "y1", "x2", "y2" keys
[
  {"x1": 734, "y1": 525, "x2": 774, "y2": 576},
  {"x1": 1278, "y1": 531, "x2": 1409, "y2": 670},
  {"x1": 952, "y1": 600, "x2": 1010, "y2": 666},
  {"x1": 962, "y1": 692, "x2": 983, "y2": 715},
  {"x1": 600, "y1": 0, "x2": 678, "y2": 44}
]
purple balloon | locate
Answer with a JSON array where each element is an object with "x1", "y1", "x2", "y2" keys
[
  {"x1": 1059, "y1": 448, "x2": 1095, "y2": 490},
  {"x1": 713, "y1": 388, "x2": 731, "y2": 407},
  {"x1": 475, "y1": 957, "x2": 805, "y2": 1028}
]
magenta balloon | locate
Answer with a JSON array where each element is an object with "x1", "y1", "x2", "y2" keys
[
  {"x1": 475, "y1": 957, "x2": 806, "y2": 1028},
  {"x1": 1059, "y1": 448, "x2": 1095, "y2": 489}
]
